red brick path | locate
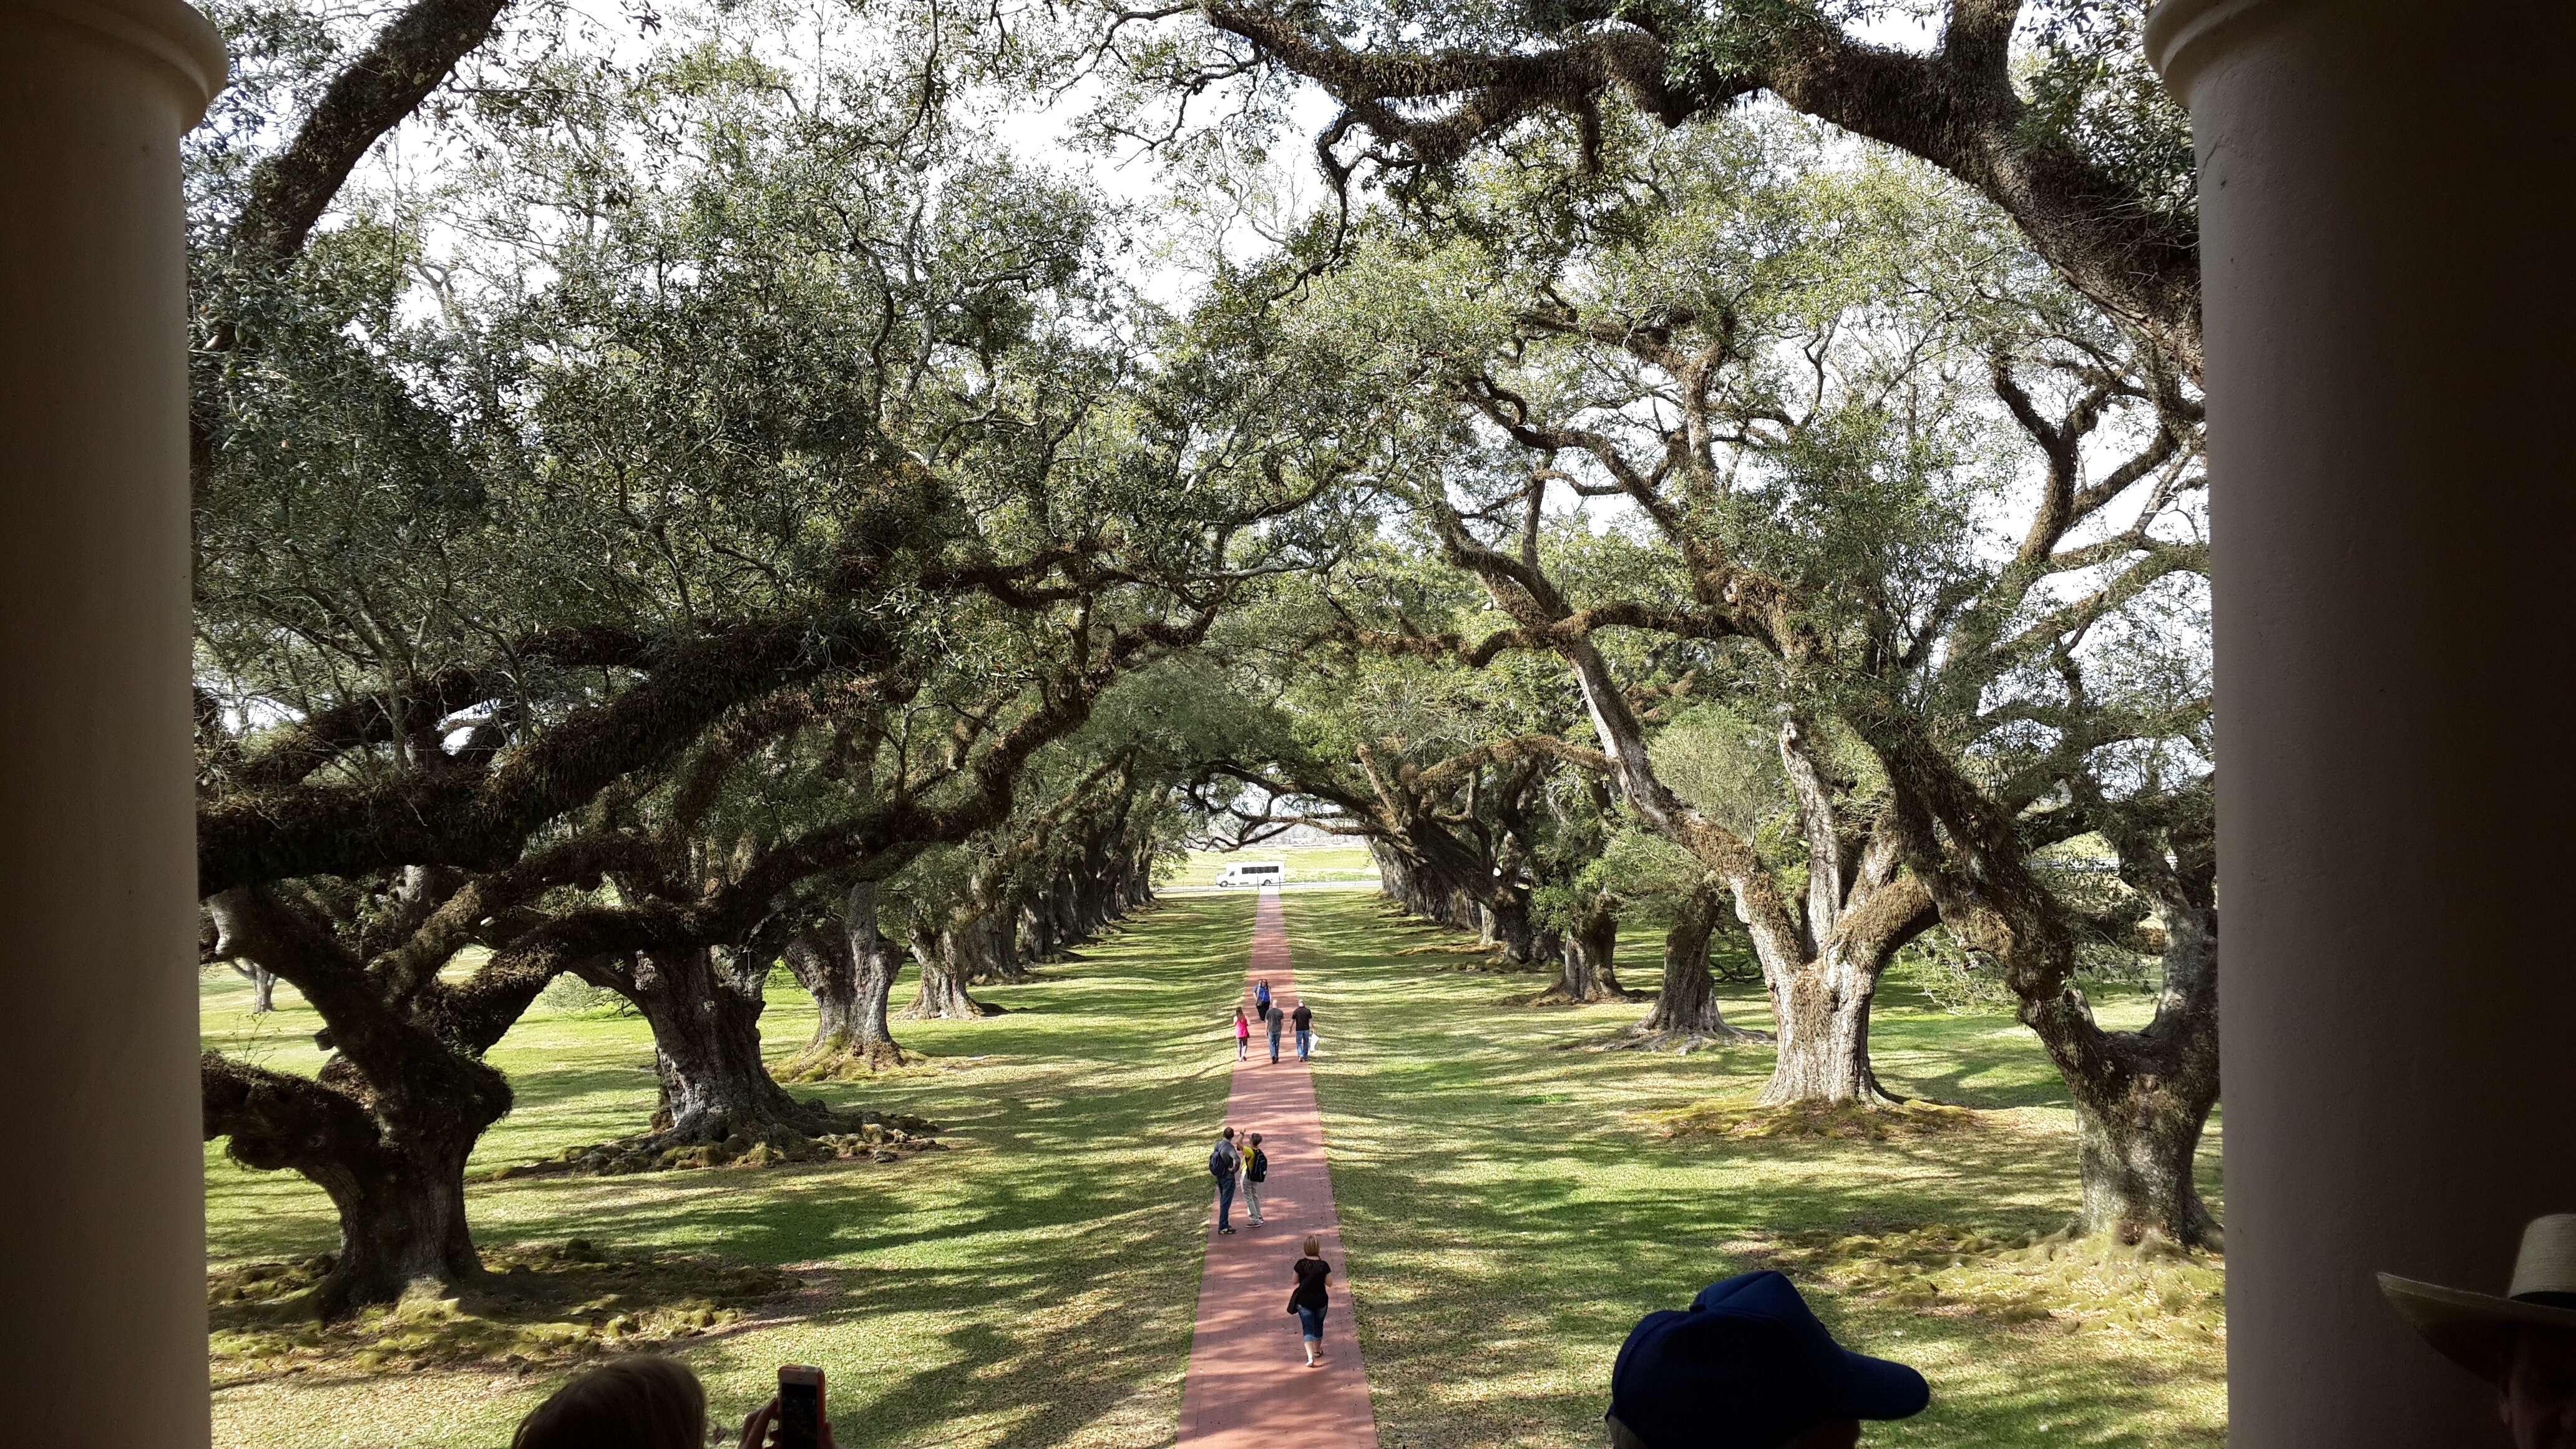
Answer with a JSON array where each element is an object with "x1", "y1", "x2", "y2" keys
[{"x1": 1176, "y1": 889, "x2": 1380, "y2": 1448}]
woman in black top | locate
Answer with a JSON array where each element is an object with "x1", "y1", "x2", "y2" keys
[{"x1": 1289, "y1": 1234, "x2": 1332, "y2": 1365}]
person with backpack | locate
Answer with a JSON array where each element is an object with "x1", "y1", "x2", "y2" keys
[
  {"x1": 1265, "y1": 1001, "x2": 1286, "y2": 1063},
  {"x1": 1290, "y1": 998, "x2": 1314, "y2": 1061},
  {"x1": 1208, "y1": 1127, "x2": 1242, "y2": 1234},
  {"x1": 1242, "y1": 1132, "x2": 1269, "y2": 1226}
]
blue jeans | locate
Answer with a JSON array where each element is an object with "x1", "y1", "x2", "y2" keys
[
  {"x1": 1214, "y1": 1176, "x2": 1236, "y2": 1230},
  {"x1": 1296, "y1": 1303, "x2": 1325, "y2": 1342},
  {"x1": 1268, "y1": 1028, "x2": 1282, "y2": 1061},
  {"x1": 1295, "y1": 1028, "x2": 1312, "y2": 1060}
]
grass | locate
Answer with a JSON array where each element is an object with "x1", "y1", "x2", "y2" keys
[
  {"x1": 1282, "y1": 892, "x2": 2226, "y2": 1449},
  {"x1": 201, "y1": 889, "x2": 2225, "y2": 1449},
  {"x1": 200, "y1": 895, "x2": 1256, "y2": 1449},
  {"x1": 1175, "y1": 843, "x2": 1382, "y2": 886}
]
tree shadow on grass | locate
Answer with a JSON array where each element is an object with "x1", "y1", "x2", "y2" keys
[
  {"x1": 1276, "y1": 890, "x2": 2226, "y2": 1449},
  {"x1": 208, "y1": 1241, "x2": 796, "y2": 1391},
  {"x1": 206, "y1": 894, "x2": 1262, "y2": 1449}
]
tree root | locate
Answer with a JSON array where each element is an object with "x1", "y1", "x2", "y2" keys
[
  {"x1": 501, "y1": 1101, "x2": 943, "y2": 1178},
  {"x1": 898, "y1": 996, "x2": 1002, "y2": 1021},
  {"x1": 775, "y1": 1036, "x2": 919, "y2": 1082},
  {"x1": 1518, "y1": 982, "x2": 1642, "y2": 1007},
  {"x1": 1574, "y1": 1022, "x2": 1773, "y2": 1054},
  {"x1": 1651, "y1": 1098, "x2": 1981, "y2": 1142},
  {"x1": 208, "y1": 1239, "x2": 796, "y2": 1382}
]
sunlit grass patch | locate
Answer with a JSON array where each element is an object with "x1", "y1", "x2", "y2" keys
[
  {"x1": 209, "y1": 1241, "x2": 795, "y2": 1385},
  {"x1": 1280, "y1": 890, "x2": 2225, "y2": 1449},
  {"x1": 1647, "y1": 1098, "x2": 1988, "y2": 1143},
  {"x1": 202, "y1": 895, "x2": 1257, "y2": 1449},
  {"x1": 1727, "y1": 1222, "x2": 2225, "y2": 1344}
]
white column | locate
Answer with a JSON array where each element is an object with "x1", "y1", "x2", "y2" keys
[
  {"x1": 0, "y1": 4, "x2": 225, "y2": 1445},
  {"x1": 2147, "y1": 2, "x2": 2576, "y2": 1445}
]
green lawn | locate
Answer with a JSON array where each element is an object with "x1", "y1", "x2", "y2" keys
[
  {"x1": 202, "y1": 890, "x2": 2224, "y2": 1449},
  {"x1": 1175, "y1": 842, "x2": 1382, "y2": 886},
  {"x1": 202, "y1": 895, "x2": 1256, "y2": 1449},
  {"x1": 1281, "y1": 890, "x2": 2225, "y2": 1449}
]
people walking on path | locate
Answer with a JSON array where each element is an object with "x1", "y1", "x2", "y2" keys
[
  {"x1": 1291, "y1": 999, "x2": 1314, "y2": 1061},
  {"x1": 1177, "y1": 889, "x2": 1378, "y2": 1449},
  {"x1": 1289, "y1": 1234, "x2": 1334, "y2": 1367},
  {"x1": 1254, "y1": 978, "x2": 1271, "y2": 1014},
  {"x1": 1209, "y1": 1127, "x2": 1242, "y2": 1234},
  {"x1": 1242, "y1": 1133, "x2": 1269, "y2": 1226},
  {"x1": 1265, "y1": 1001, "x2": 1286, "y2": 1063},
  {"x1": 1233, "y1": 1006, "x2": 1250, "y2": 1061}
]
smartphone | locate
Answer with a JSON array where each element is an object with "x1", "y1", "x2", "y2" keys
[{"x1": 776, "y1": 1364, "x2": 826, "y2": 1449}]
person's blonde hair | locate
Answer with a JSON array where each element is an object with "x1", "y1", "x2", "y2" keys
[
  {"x1": 1302, "y1": 1235, "x2": 1322, "y2": 1256},
  {"x1": 512, "y1": 1356, "x2": 706, "y2": 1449}
]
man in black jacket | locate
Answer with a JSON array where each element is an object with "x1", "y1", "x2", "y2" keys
[{"x1": 1208, "y1": 1126, "x2": 1242, "y2": 1234}]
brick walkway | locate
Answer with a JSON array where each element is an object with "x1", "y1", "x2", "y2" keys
[{"x1": 1176, "y1": 889, "x2": 1380, "y2": 1449}]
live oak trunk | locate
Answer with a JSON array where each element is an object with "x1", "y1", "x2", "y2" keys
[
  {"x1": 1541, "y1": 640, "x2": 1927, "y2": 1104},
  {"x1": 201, "y1": 1047, "x2": 505, "y2": 1319},
  {"x1": 2027, "y1": 879, "x2": 2223, "y2": 1246},
  {"x1": 306, "y1": 1133, "x2": 481, "y2": 1316},
  {"x1": 596, "y1": 947, "x2": 806, "y2": 1141},
  {"x1": 235, "y1": 960, "x2": 278, "y2": 1013},
  {"x1": 198, "y1": 887, "x2": 529, "y2": 1317},
  {"x1": 1050, "y1": 882, "x2": 1081, "y2": 950},
  {"x1": 1482, "y1": 892, "x2": 1556, "y2": 968},
  {"x1": 964, "y1": 908, "x2": 1030, "y2": 985},
  {"x1": 779, "y1": 882, "x2": 907, "y2": 1077},
  {"x1": 902, "y1": 925, "x2": 995, "y2": 1020},
  {"x1": 1020, "y1": 900, "x2": 1055, "y2": 964},
  {"x1": 1626, "y1": 883, "x2": 1767, "y2": 1048},
  {"x1": 1539, "y1": 904, "x2": 1624, "y2": 1003},
  {"x1": 1867, "y1": 726, "x2": 2224, "y2": 1247},
  {"x1": 1759, "y1": 946, "x2": 1898, "y2": 1106}
]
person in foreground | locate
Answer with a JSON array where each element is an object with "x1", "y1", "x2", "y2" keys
[
  {"x1": 1604, "y1": 1271, "x2": 1928, "y2": 1449},
  {"x1": 512, "y1": 1357, "x2": 841, "y2": 1449},
  {"x1": 1287, "y1": 1233, "x2": 1334, "y2": 1367},
  {"x1": 2381, "y1": 1211, "x2": 2576, "y2": 1448}
]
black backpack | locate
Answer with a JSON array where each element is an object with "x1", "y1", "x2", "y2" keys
[{"x1": 1208, "y1": 1143, "x2": 1232, "y2": 1179}]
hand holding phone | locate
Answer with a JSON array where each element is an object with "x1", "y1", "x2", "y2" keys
[
  {"x1": 739, "y1": 1365, "x2": 834, "y2": 1449},
  {"x1": 775, "y1": 1365, "x2": 825, "y2": 1449}
]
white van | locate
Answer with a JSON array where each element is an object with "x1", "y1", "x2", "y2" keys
[{"x1": 1216, "y1": 861, "x2": 1286, "y2": 889}]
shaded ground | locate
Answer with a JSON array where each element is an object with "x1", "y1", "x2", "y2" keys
[
  {"x1": 1284, "y1": 894, "x2": 2226, "y2": 1449},
  {"x1": 202, "y1": 896, "x2": 1255, "y2": 1449},
  {"x1": 202, "y1": 891, "x2": 2223, "y2": 1448}
]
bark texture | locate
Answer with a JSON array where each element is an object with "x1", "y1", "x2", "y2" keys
[
  {"x1": 1537, "y1": 901, "x2": 1625, "y2": 1003},
  {"x1": 780, "y1": 883, "x2": 908, "y2": 1077},
  {"x1": 198, "y1": 886, "x2": 535, "y2": 1316},
  {"x1": 903, "y1": 925, "x2": 997, "y2": 1020},
  {"x1": 1621, "y1": 880, "x2": 1767, "y2": 1049},
  {"x1": 1875, "y1": 725, "x2": 2223, "y2": 1247}
]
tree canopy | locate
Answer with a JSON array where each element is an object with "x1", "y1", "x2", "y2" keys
[{"x1": 187, "y1": 0, "x2": 2222, "y2": 1316}]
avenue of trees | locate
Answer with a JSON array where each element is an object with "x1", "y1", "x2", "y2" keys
[{"x1": 190, "y1": 0, "x2": 2222, "y2": 1317}]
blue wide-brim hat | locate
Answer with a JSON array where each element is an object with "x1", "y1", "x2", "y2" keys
[{"x1": 1608, "y1": 1271, "x2": 1929, "y2": 1449}]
